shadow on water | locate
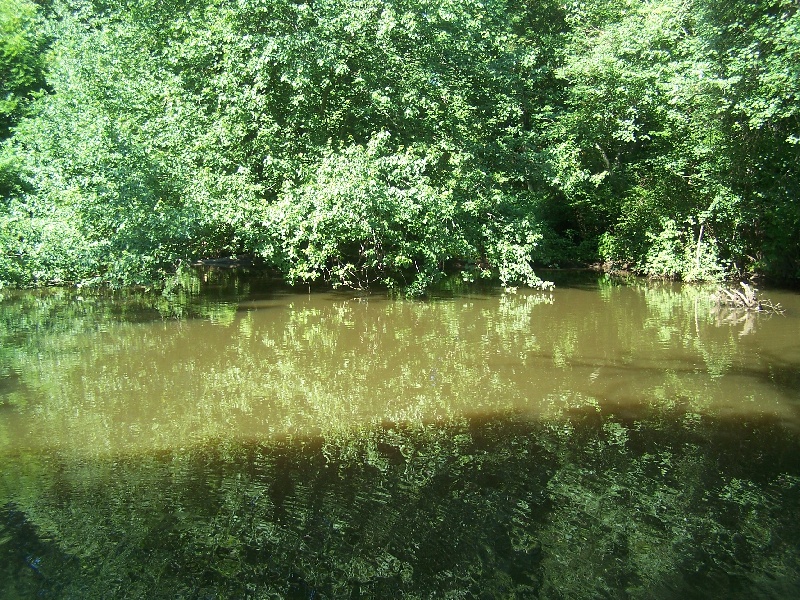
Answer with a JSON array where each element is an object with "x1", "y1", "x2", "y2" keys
[
  {"x1": 764, "y1": 364, "x2": 800, "y2": 399},
  {"x1": 2, "y1": 409, "x2": 799, "y2": 599}
]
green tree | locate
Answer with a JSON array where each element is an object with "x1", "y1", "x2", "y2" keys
[
  {"x1": 3, "y1": 0, "x2": 565, "y2": 291},
  {"x1": 2, "y1": 0, "x2": 799, "y2": 289},
  {"x1": 696, "y1": 0, "x2": 800, "y2": 279},
  {"x1": 0, "y1": 0, "x2": 47, "y2": 139},
  {"x1": 548, "y1": 0, "x2": 800, "y2": 281}
]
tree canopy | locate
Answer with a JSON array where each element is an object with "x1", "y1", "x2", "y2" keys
[{"x1": 1, "y1": 0, "x2": 798, "y2": 292}]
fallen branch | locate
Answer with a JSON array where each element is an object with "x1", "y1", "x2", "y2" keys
[{"x1": 711, "y1": 282, "x2": 783, "y2": 314}]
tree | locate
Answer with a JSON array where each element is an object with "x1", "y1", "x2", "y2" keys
[
  {"x1": 1, "y1": 0, "x2": 799, "y2": 289},
  {"x1": 0, "y1": 0, "x2": 48, "y2": 140},
  {"x1": 2, "y1": 0, "x2": 565, "y2": 291},
  {"x1": 548, "y1": 0, "x2": 800, "y2": 281}
]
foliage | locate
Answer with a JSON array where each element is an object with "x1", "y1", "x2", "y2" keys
[
  {"x1": 263, "y1": 134, "x2": 466, "y2": 293},
  {"x1": 550, "y1": 0, "x2": 800, "y2": 281},
  {"x1": 0, "y1": 0, "x2": 48, "y2": 140},
  {"x1": 1, "y1": 0, "x2": 799, "y2": 290},
  {"x1": 1, "y1": 0, "x2": 565, "y2": 293}
]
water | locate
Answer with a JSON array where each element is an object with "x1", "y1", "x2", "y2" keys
[{"x1": 1, "y1": 272, "x2": 799, "y2": 598}]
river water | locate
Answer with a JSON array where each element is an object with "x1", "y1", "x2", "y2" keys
[{"x1": 1, "y1": 272, "x2": 799, "y2": 598}]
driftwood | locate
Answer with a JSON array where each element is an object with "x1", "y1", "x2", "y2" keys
[{"x1": 711, "y1": 282, "x2": 783, "y2": 314}]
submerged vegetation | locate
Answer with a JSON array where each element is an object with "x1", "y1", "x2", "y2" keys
[{"x1": 1, "y1": 0, "x2": 799, "y2": 293}]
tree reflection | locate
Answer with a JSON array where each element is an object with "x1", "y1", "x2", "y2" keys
[
  {"x1": 1, "y1": 274, "x2": 799, "y2": 597},
  {"x1": 2, "y1": 411, "x2": 799, "y2": 598}
]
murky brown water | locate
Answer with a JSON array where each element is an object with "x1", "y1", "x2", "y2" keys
[
  {"x1": 1, "y1": 272, "x2": 799, "y2": 598},
  {"x1": 2, "y1": 274, "x2": 798, "y2": 456}
]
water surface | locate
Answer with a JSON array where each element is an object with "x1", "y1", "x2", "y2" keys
[{"x1": 1, "y1": 273, "x2": 799, "y2": 598}]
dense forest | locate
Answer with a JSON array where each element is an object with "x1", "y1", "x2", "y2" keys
[{"x1": 1, "y1": 0, "x2": 798, "y2": 293}]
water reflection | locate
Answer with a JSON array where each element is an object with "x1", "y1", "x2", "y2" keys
[
  {"x1": 1, "y1": 272, "x2": 799, "y2": 597},
  {"x1": 2, "y1": 276, "x2": 800, "y2": 457},
  {"x1": 2, "y1": 412, "x2": 799, "y2": 598}
]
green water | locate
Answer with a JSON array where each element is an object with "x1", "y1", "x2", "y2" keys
[{"x1": 1, "y1": 272, "x2": 799, "y2": 598}]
